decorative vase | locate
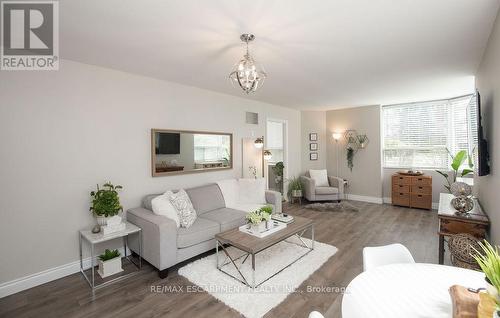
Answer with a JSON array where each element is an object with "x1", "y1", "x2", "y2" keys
[
  {"x1": 250, "y1": 222, "x2": 266, "y2": 234},
  {"x1": 266, "y1": 219, "x2": 273, "y2": 229},
  {"x1": 97, "y1": 257, "x2": 123, "y2": 278}
]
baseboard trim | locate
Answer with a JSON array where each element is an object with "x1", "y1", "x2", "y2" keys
[
  {"x1": 0, "y1": 247, "x2": 129, "y2": 298},
  {"x1": 383, "y1": 197, "x2": 439, "y2": 210},
  {"x1": 347, "y1": 194, "x2": 383, "y2": 204}
]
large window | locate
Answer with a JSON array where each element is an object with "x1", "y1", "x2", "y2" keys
[{"x1": 382, "y1": 95, "x2": 477, "y2": 169}]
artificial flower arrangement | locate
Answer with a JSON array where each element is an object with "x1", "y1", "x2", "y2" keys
[{"x1": 245, "y1": 206, "x2": 273, "y2": 232}]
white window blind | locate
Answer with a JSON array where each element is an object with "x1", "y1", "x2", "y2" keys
[
  {"x1": 194, "y1": 134, "x2": 230, "y2": 162},
  {"x1": 382, "y1": 95, "x2": 477, "y2": 169}
]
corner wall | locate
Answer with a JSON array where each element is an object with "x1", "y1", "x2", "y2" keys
[
  {"x1": 475, "y1": 10, "x2": 500, "y2": 244},
  {"x1": 301, "y1": 111, "x2": 326, "y2": 173}
]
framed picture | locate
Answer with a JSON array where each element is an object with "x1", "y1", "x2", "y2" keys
[
  {"x1": 310, "y1": 143, "x2": 318, "y2": 151},
  {"x1": 309, "y1": 133, "x2": 318, "y2": 141},
  {"x1": 310, "y1": 152, "x2": 318, "y2": 161}
]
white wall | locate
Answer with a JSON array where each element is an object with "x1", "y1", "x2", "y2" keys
[
  {"x1": 475, "y1": 10, "x2": 500, "y2": 244},
  {"x1": 0, "y1": 60, "x2": 301, "y2": 285},
  {"x1": 325, "y1": 106, "x2": 383, "y2": 199}
]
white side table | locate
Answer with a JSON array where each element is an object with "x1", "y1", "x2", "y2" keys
[{"x1": 79, "y1": 221, "x2": 142, "y2": 290}]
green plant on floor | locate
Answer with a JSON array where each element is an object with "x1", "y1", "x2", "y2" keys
[
  {"x1": 271, "y1": 161, "x2": 285, "y2": 194},
  {"x1": 435, "y1": 149, "x2": 474, "y2": 193},
  {"x1": 472, "y1": 240, "x2": 500, "y2": 304},
  {"x1": 286, "y1": 177, "x2": 303, "y2": 200},
  {"x1": 90, "y1": 182, "x2": 123, "y2": 217},
  {"x1": 346, "y1": 147, "x2": 355, "y2": 171},
  {"x1": 99, "y1": 249, "x2": 121, "y2": 261}
]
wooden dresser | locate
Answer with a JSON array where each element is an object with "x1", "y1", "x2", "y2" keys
[{"x1": 392, "y1": 174, "x2": 432, "y2": 210}]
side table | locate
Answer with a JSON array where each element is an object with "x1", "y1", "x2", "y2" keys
[{"x1": 79, "y1": 221, "x2": 142, "y2": 290}]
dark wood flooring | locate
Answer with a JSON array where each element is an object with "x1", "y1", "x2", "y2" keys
[{"x1": 0, "y1": 202, "x2": 443, "y2": 318}]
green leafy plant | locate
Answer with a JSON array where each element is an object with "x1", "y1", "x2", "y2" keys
[
  {"x1": 286, "y1": 177, "x2": 303, "y2": 199},
  {"x1": 260, "y1": 205, "x2": 273, "y2": 215},
  {"x1": 246, "y1": 207, "x2": 272, "y2": 225},
  {"x1": 472, "y1": 240, "x2": 500, "y2": 304},
  {"x1": 346, "y1": 147, "x2": 355, "y2": 171},
  {"x1": 272, "y1": 161, "x2": 285, "y2": 194},
  {"x1": 436, "y1": 149, "x2": 474, "y2": 193},
  {"x1": 98, "y1": 249, "x2": 121, "y2": 261},
  {"x1": 90, "y1": 182, "x2": 123, "y2": 217}
]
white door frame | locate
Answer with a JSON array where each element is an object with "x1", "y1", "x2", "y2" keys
[{"x1": 265, "y1": 117, "x2": 289, "y2": 192}]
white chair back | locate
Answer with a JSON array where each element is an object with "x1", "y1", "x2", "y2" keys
[{"x1": 362, "y1": 243, "x2": 415, "y2": 271}]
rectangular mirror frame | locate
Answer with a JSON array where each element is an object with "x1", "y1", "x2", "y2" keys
[{"x1": 151, "y1": 128, "x2": 233, "y2": 177}]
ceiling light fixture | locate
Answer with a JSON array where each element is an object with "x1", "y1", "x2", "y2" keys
[{"x1": 229, "y1": 34, "x2": 267, "y2": 94}]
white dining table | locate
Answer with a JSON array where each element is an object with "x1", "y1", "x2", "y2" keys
[{"x1": 342, "y1": 263, "x2": 485, "y2": 318}]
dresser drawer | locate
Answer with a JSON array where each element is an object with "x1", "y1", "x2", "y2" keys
[
  {"x1": 410, "y1": 194, "x2": 432, "y2": 209},
  {"x1": 392, "y1": 175, "x2": 411, "y2": 185},
  {"x1": 411, "y1": 185, "x2": 432, "y2": 195},
  {"x1": 393, "y1": 184, "x2": 410, "y2": 194},
  {"x1": 392, "y1": 192, "x2": 410, "y2": 206},
  {"x1": 411, "y1": 176, "x2": 432, "y2": 186}
]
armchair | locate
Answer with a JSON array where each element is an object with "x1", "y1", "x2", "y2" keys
[{"x1": 300, "y1": 170, "x2": 344, "y2": 202}]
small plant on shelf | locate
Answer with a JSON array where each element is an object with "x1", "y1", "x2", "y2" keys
[
  {"x1": 90, "y1": 182, "x2": 123, "y2": 217},
  {"x1": 435, "y1": 149, "x2": 474, "y2": 193},
  {"x1": 99, "y1": 249, "x2": 121, "y2": 261}
]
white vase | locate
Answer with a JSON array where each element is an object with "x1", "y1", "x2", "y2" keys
[
  {"x1": 97, "y1": 257, "x2": 123, "y2": 278},
  {"x1": 250, "y1": 222, "x2": 266, "y2": 234}
]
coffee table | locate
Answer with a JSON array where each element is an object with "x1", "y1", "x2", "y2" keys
[{"x1": 215, "y1": 215, "x2": 314, "y2": 289}]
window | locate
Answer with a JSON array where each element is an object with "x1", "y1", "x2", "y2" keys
[
  {"x1": 194, "y1": 134, "x2": 230, "y2": 162},
  {"x1": 382, "y1": 95, "x2": 477, "y2": 169},
  {"x1": 266, "y1": 120, "x2": 284, "y2": 163}
]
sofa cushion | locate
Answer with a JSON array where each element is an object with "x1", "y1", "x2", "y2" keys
[
  {"x1": 217, "y1": 179, "x2": 239, "y2": 206},
  {"x1": 309, "y1": 169, "x2": 329, "y2": 187},
  {"x1": 170, "y1": 189, "x2": 197, "y2": 228},
  {"x1": 185, "y1": 183, "x2": 225, "y2": 215},
  {"x1": 238, "y1": 178, "x2": 266, "y2": 204},
  {"x1": 315, "y1": 187, "x2": 339, "y2": 195},
  {"x1": 151, "y1": 191, "x2": 180, "y2": 227},
  {"x1": 200, "y1": 208, "x2": 247, "y2": 232},
  {"x1": 143, "y1": 194, "x2": 161, "y2": 211},
  {"x1": 177, "y1": 217, "x2": 220, "y2": 248}
]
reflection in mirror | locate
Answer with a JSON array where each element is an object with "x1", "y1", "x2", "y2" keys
[{"x1": 152, "y1": 129, "x2": 232, "y2": 176}]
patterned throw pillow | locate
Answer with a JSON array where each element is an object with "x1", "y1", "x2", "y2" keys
[{"x1": 169, "y1": 189, "x2": 197, "y2": 228}]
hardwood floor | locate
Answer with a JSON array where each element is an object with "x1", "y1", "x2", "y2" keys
[{"x1": 0, "y1": 202, "x2": 442, "y2": 318}]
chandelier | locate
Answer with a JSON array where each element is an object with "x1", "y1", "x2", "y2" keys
[{"x1": 229, "y1": 34, "x2": 267, "y2": 94}]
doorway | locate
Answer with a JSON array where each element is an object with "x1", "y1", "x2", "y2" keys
[{"x1": 266, "y1": 118, "x2": 288, "y2": 195}]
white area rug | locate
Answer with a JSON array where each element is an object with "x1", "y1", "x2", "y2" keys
[{"x1": 178, "y1": 237, "x2": 337, "y2": 318}]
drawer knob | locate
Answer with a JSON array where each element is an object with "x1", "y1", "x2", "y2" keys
[
  {"x1": 418, "y1": 178, "x2": 422, "y2": 181},
  {"x1": 419, "y1": 187, "x2": 423, "y2": 189},
  {"x1": 418, "y1": 195, "x2": 422, "y2": 197}
]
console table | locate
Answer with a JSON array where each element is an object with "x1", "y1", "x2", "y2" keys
[{"x1": 437, "y1": 193, "x2": 489, "y2": 264}]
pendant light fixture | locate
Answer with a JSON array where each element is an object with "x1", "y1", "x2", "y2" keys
[{"x1": 229, "y1": 34, "x2": 267, "y2": 94}]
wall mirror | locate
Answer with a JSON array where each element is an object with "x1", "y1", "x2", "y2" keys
[{"x1": 151, "y1": 129, "x2": 233, "y2": 177}]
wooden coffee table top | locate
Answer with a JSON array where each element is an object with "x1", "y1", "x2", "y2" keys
[{"x1": 215, "y1": 215, "x2": 314, "y2": 254}]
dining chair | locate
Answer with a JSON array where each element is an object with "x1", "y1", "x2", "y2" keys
[{"x1": 363, "y1": 243, "x2": 415, "y2": 271}]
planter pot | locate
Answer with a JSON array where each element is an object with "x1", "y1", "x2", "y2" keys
[
  {"x1": 250, "y1": 222, "x2": 266, "y2": 234},
  {"x1": 97, "y1": 257, "x2": 123, "y2": 278},
  {"x1": 486, "y1": 280, "x2": 500, "y2": 303},
  {"x1": 95, "y1": 216, "x2": 109, "y2": 226},
  {"x1": 265, "y1": 219, "x2": 273, "y2": 229},
  {"x1": 292, "y1": 190, "x2": 302, "y2": 197}
]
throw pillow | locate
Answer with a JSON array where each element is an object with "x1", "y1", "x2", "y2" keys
[
  {"x1": 238, "y1": 178, "x2": 267, "y2": 204},
  {"x1": 169, "y1": 189, "x2": 197, "y2": 228},
  {"x1": 151, "y1": 191, "x2": 180, "y2": 228},
  {"x1": 309, "y1": 169, "x2": 329, "y2": 187},
  {"x1": 217, "y1": 179, "x2": 239, "y2": 206}
]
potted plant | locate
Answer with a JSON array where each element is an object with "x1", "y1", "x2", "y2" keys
[
  {"x1": 260, "y1": 205, "x2": 274, "y2": 228},
  {"x1": 436, "y1": 149, "x2": 474, "y2": 193},
  {"x1": 246, "y1": 207, "x2": 272, "y2": 233},
  {"x1": 287, "y1": 177, "x2": 303, "y2": 200},
  {"x1": 473, "y1": 240, "x2": 500, "y2": 316},
  {"x1": 90, "y1": 182, "x2": 123, "y2": 227},
  {"x1": 271, "y1": 161, "x2": 285, "y2": 194},
  {"x1": 97, "y1": 249, "x2": 123, "y2": 278}
]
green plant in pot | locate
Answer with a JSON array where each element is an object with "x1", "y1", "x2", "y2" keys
[
  {"x1": 287, "y1": 177, "x2": 303, "y2": 200},
  {"x1": 90, "y1": 182, "x2": 123, "y2": 226},
  {"x1": 346, "y1": 147, "x2": 355, "y2": 171},
  {"x1": 436, "y1": 149, "x2": 474, "y2": 193},
  {"x1": 272, "y1": 161, "x2": 285, "y2": 194},
  {"x1": 473, "y1": 240, "x2": 500, "y2": 311},
  {"x1": 97, "y1": 249, "x2": 123, "y2": 278}
]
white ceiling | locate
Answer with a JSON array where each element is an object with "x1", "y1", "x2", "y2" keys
[{"x1": 60, "y1": 0, "x2": 500, "y2": 110}]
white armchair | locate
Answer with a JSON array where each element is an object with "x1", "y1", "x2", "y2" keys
[{"x1": 300, "y1": 169, "x2": 344, "y2": 202}]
